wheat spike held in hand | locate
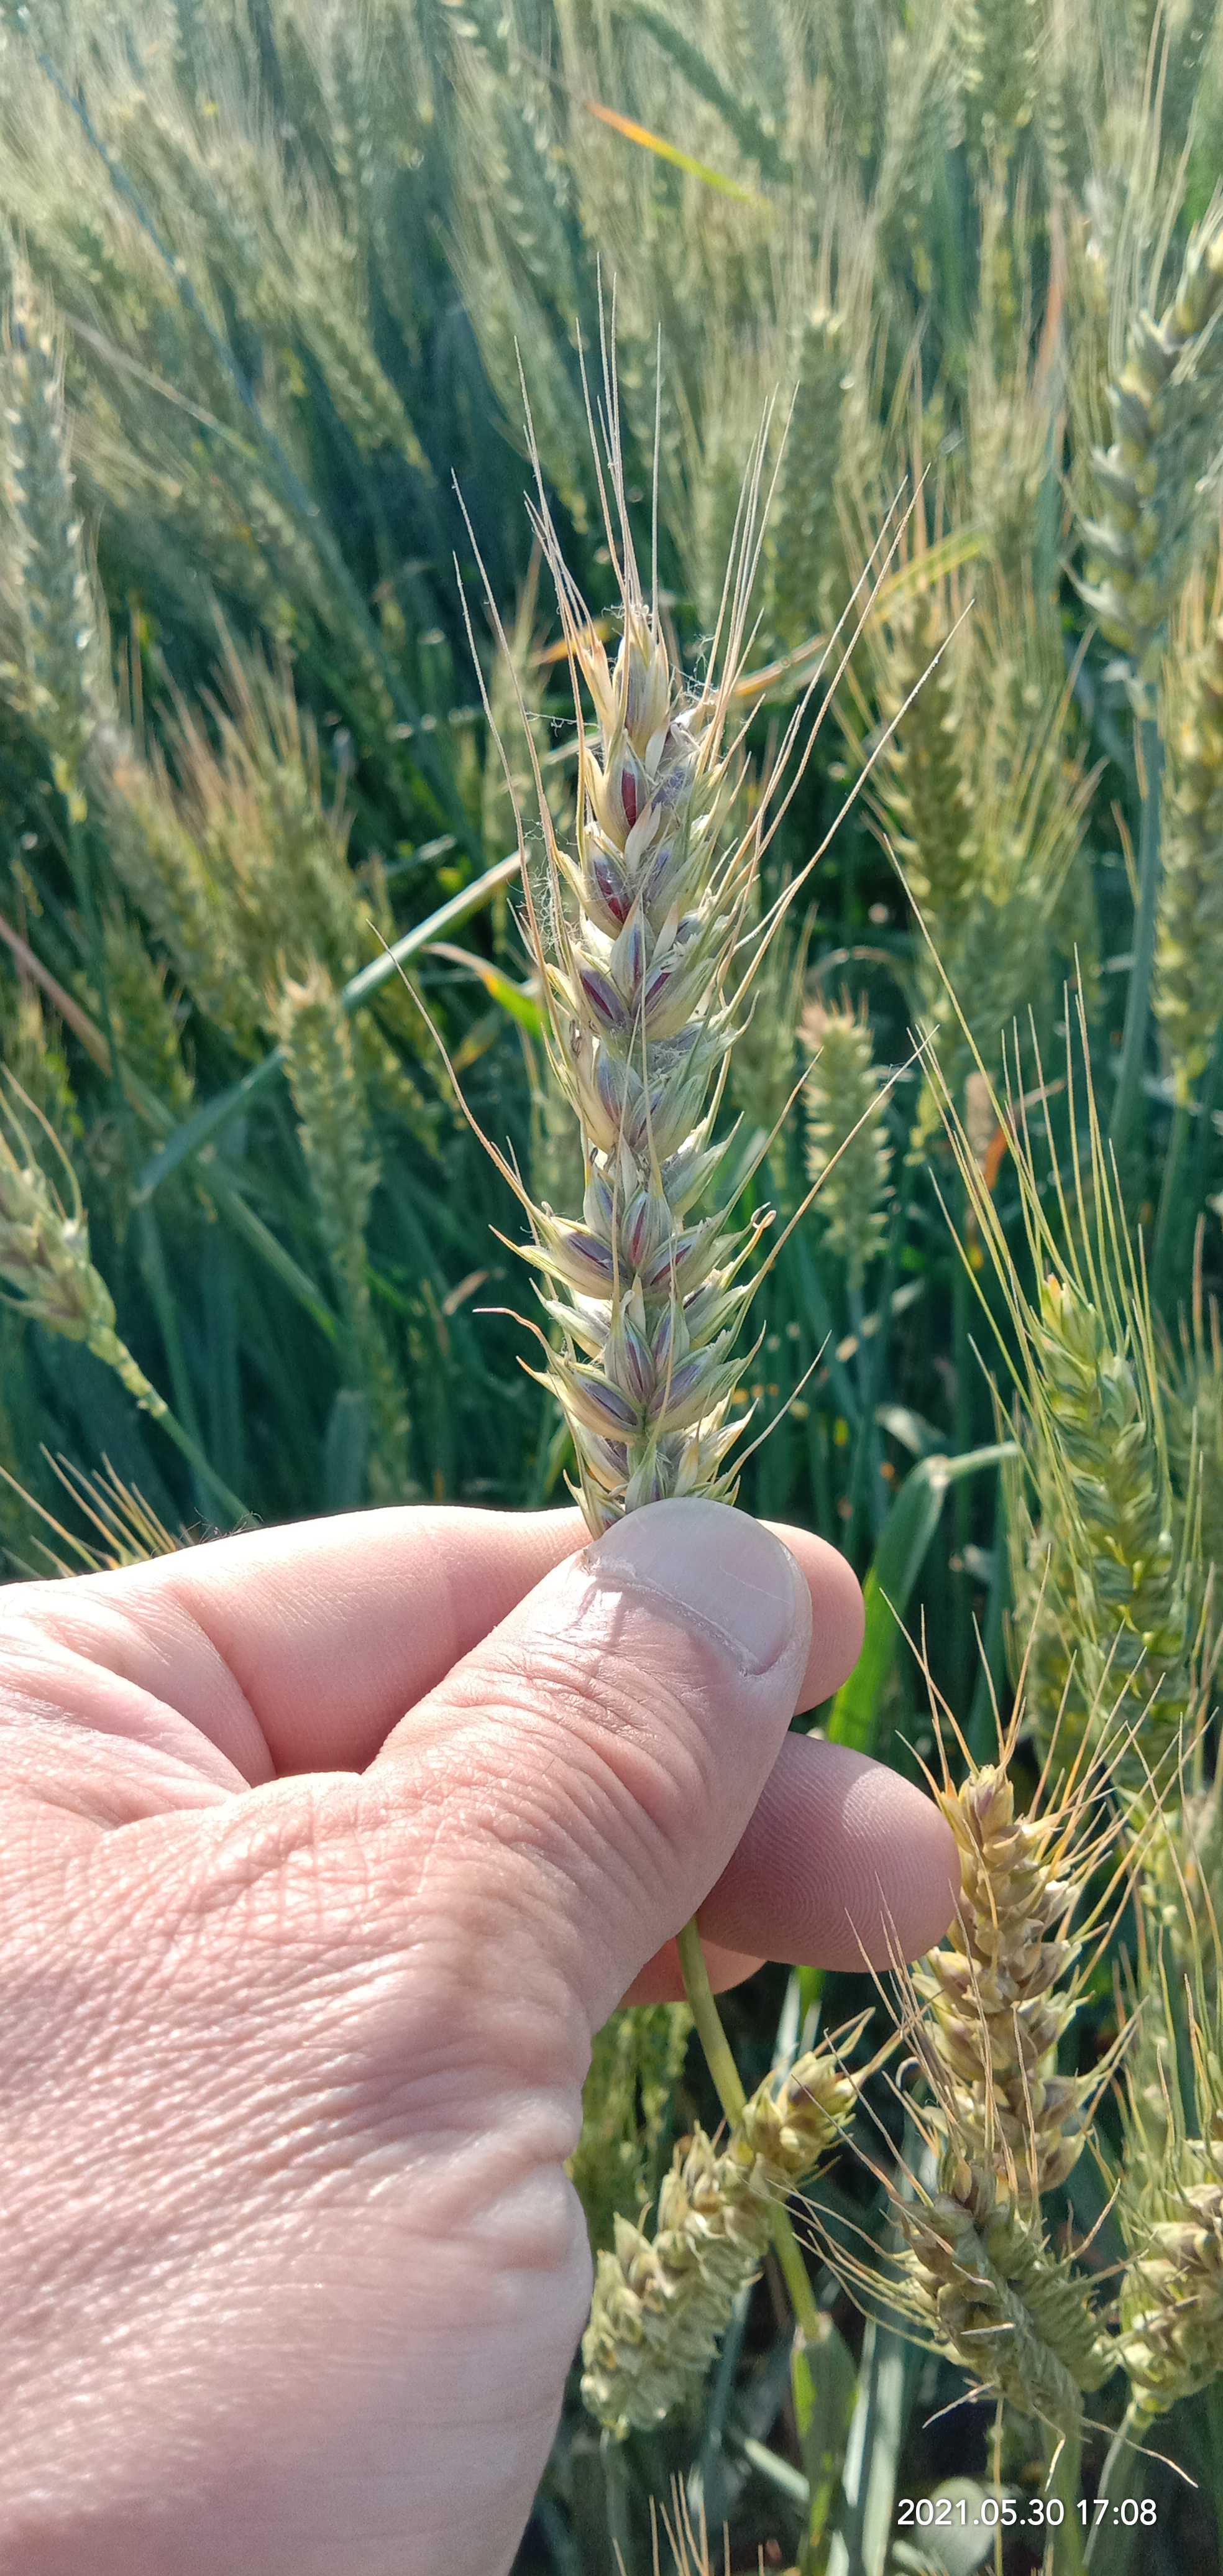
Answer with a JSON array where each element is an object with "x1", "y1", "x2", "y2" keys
[
  {"x1": 485, "y1": 342, "x2": 859, "y2": 1536},
  {"x1": 456, "y1": 333, "x2": 911, "y2": 2439}
]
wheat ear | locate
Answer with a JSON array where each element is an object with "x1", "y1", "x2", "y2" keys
[
  {"x1": 580, "y1": 2036, "x2": 858, "y2": 2437},
  {"x1": 799, "y1": 995, "x2": 892, "y2": 1293},
  {"x1": 1155, "y1": 575, "x2": 1223, "y2": 1102},
  {"x1": 1079, "y1": 200, "x2": 1223, "y2": 697},
  {"x1": 1119, "y1": 1953, "x2": 1223, "y2": 2420}
]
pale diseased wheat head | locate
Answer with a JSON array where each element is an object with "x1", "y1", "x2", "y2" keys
[
  {"x1": 485, "y1": 353, "x2": 863, "y2": 1534},
  {"x1": 1, "y1": 263, "x2": 112, "y2": 804},
  {"x1": 580, "y1": 2037, "x2": 858, "y2": 2437},
  {"x1": 0, "y1": 1071, "x2": 167, "y2": 1420},
  {"x1": 937, "y1": 1014, "x2": 1201, "y2": 1795},
  {"x1": 915, "y1": 1704, "x2": 1128, "y2": 2206}
]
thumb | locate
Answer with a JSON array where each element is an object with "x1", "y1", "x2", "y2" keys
[{"x1": 377, "y1": 1497, "x2": 812, "y2": 2039}]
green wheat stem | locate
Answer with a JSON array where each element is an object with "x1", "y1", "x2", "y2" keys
[
  {"x1": 675, "y1": 1918, "x2": 823, "y2": 2344},
  {"x1": 1083, "y1": 2404, "x2": 1144, "y2": 2569},
  {"x1": 1111, "y1": 718, "x2": 1164, "y2": 1168},
  {"x1": 846, "y1": 1279, "x2": 884, "y2": 1550},
  {"x1": 135, "y1": 1201, "x2": 215, "y2": 1516},
  {"x1": 600, "y1": 2433, "x2": 633, "y2": 2570},
  {"x1": 1151, "y1": 1100, "x2": 1193, "y2": 1310},
  {"x1": 104, "y1": 1340, "x2": 247, "y2": 1525},
  {"x1": 951, "y1": 1231, "x2": 975, "y2": 1711},
  {"x1": 1042, "y1": 2421, "x2": 1086, "y2": 2575},
  {"x1": 145, "y1": 1389, "x2": 249, "y2": 1526}
]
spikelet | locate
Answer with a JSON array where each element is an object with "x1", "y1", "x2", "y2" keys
[
  {"x1": 1037, "y1": 0, "x2": 1096, "y2": 199},
  {"x1": 501, "y1": 364, "x2": 834, "y2": 1534},
  {"x1": 1079, "y1": 201, "x2": 1223, "y2": 697},
  {"x1": 875, "y1": 2, "x2": 961, "y2": 297},
  {"x1": 1155, "y1": 570, "x2": 1223, "y2": 1101},
  {"x1": 81, "y1": 910, "x2": 194, "y2": 1123},
  {"x1": 896, "y1": 2146, "x2": 1114, "y2": 2431},
  {"x1": 815, "y1": 0, "x2": 889, "y2": 160},
  {"x1": 93, "y1": 726, "x2": 267, "y2": 1057},
  {"x1": 845, "y1": 1905, "x2": 1117, "y2": 2437},
  {"x1": 799, "y1": 995, "x2": 892, "y2": 1291},
  {"x1": 272, "y1": 964, "x2": 409, "y2": 1494},
  {"x1": 274, "y1": 965, "x2": 380, "y2": 1354},
  {"x1": 0, "y1": 973, "x2": 79, "y2": 1143},
  {"x1": 915, "y1": 1710, "x2": 1121, "y2": 2205},
  {"x1": 968, "y1": 188, "x2": 1058, "y2": 607},
  {"x1": 1024, "y1": 1271, "x2": 1198, "y2": 1790},
  {"x1": 580, "y1": 2039, "x2": 857, "y2": 2437},
  {"x1": 1, "y1": 267, "x2": 111, "y2": 804}
]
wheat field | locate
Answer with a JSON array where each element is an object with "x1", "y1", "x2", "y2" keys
[{"x1": 2, "y1": 1, "x2": 1223, "y2": 2569}]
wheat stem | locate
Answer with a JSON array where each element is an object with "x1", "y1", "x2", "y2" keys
[
  {"x1": 1152, "y1": 1101, "x2": 1193, "y2": 1309},
  {"x1": 1111, "y1": 715, "x2": 1164, "y2": 1165},
  {"x1": 1043, "y1": 2422, "x2": 1087, "y2": 2575},
  {"x1": 1083, "y1": 2401, "x2": 1145, "y2": 2569},
  {"x1": 135, "y1": 1379, "x2": 248, "y2": 1527},
  {"x1": 675, "y1": 1918, "x2": 822, "y2": 2344}
]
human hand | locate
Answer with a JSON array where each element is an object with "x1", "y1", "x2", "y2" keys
[{"x1": 0, "y1": 1496, "x2": 956, "y2": 2574}]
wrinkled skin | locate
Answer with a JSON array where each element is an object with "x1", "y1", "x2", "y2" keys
[{"x1": 0, "y1": 1497, "x2": 957, "y2": 2574}]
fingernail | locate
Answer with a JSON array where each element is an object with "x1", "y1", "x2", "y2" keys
[{"x1": 585, "y1": 1497, "x2": 805, "y2": 1676}]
